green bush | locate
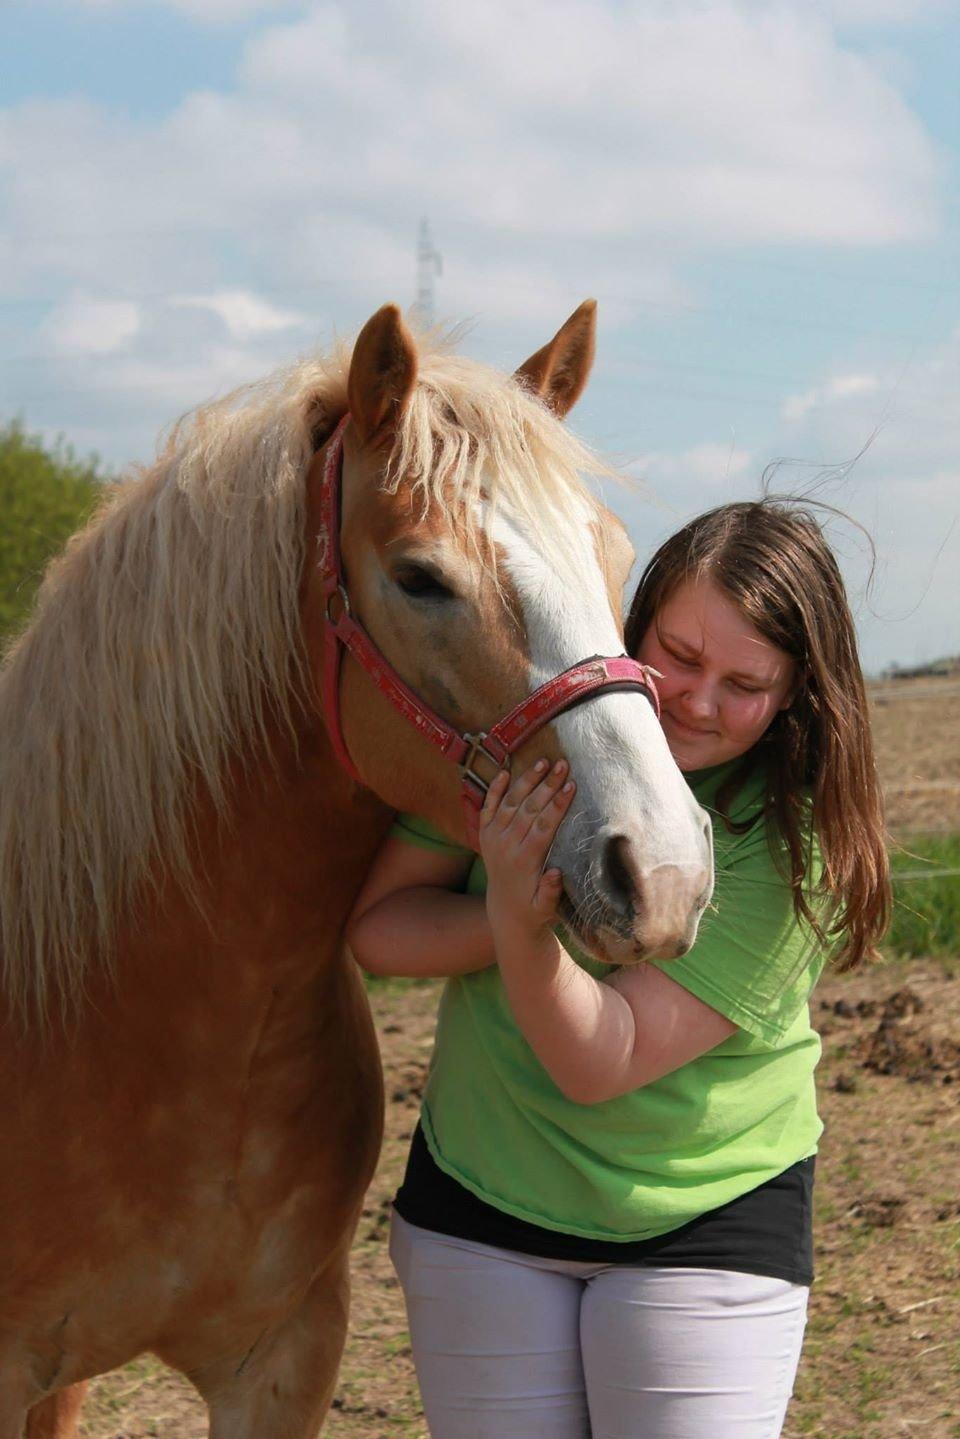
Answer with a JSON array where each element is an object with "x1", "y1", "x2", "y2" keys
[
  {"x1": 0, "y1": 419, "x2": 104, "y2": 646},
  {"x1": 886, "y1": 833, "x2": 960, "y2": 959}
]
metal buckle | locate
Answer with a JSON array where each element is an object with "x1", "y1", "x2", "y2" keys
[{"x1": 459, "y1": 731, "x2": 509, "y2": 801}]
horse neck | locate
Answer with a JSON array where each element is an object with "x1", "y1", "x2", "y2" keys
[{"x1": 126, "y1": 715, "x2": 394, "y2": 999}]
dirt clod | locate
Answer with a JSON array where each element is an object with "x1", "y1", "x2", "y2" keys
[
  {"x1": 880, "y1": 987, "x2": 924, "y2": 1020},
  {"x1": 847, "y1": 1195, "x2": 906, "y2": 1228},
  {"x1": 860, "y1": 1017, "x2": 960, "y2": 1082}
]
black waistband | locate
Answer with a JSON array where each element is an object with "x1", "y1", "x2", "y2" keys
[{"x1": 394, "y1": 1122, "x2": 814, "y2": 1285}]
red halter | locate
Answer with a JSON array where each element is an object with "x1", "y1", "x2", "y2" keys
[{"x1": 318, "y1": 416, "x2": 662, "y2": 809}]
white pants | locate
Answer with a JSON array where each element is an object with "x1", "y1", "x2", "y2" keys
[{"x1": 390, "y1": 1212, "x2": 808, "y2": 1439}]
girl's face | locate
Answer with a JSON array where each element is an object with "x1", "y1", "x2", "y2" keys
[{"x1": 635, "y1": 575, "x2": 796, "y2": 773}]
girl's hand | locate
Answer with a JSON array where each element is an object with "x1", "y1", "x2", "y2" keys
[{"x1": 477, "y1": 759, "x2": 576, "y2": 943}]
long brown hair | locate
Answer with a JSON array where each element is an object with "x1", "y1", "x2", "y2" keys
[{"x1": 624, "y1": 500, "x2": 890, "y2": 970}]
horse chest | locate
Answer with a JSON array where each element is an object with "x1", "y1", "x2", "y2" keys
[
  {"x1": 140, "y1": 1008, "x2": 383, "y2": 1349},
  {"x1": 0, "y1": 955, "x2": 383, "y2": 1360}
]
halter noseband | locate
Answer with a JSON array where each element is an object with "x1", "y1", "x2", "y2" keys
[{"x1": 318, "y1": 416, "x2": 662, "y2": 809}]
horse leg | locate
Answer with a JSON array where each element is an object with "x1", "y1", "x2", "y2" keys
[
  {"x1": 24, "y1": 1384, "x2": 88, "y2": 1439},
  {"x1": 192, "y1": 1260, "x2": 351, "y2": 1439}
]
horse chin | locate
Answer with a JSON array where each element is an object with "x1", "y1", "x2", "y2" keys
[{"x1": 557, "y1": 891, "x2": 629, "y2": 968}]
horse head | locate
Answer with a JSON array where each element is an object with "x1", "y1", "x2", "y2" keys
[{"x1": 302, "y1": 303, "x2": 712, "y2": 964}]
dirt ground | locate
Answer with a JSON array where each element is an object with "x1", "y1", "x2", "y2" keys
[
  {"x1": 79, "y1": 959, "x2": 960, "y2": 1439},
  {"x1": 76, "y1": 673, "x2": 960, "y2": 1436}
]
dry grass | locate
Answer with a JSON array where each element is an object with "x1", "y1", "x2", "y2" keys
[{"x1": 870, "y1": 677, "x2": 960, "y2": 835}]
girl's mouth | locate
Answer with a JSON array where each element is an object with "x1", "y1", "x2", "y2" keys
[{"x1": 664, "y1": 712, "x2": 717, "y2": 739}]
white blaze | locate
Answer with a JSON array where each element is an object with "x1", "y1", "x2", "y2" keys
[{"x1": 490, "y1": 498, "x2": 712, "y2": 957}]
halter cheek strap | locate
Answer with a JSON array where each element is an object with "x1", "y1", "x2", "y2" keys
[{"x1": 316, "y1": 415, "x2": 662, "y2": 808}]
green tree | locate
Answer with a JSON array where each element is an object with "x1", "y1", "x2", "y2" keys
[{"x1": 0, "y1": 419, "x2": 104, "y2": 644}]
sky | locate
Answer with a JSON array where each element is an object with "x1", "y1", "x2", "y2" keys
[{"x1": 1, "y1": 0, "x2": 958, "y2": 673}]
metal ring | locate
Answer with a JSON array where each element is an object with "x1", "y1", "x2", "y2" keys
[{"x1": 324, "y1": 584, "x2": 352, "y2": 626}]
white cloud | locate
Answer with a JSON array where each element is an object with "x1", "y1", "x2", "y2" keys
[
  {"x1": 817, "y1": 0, "x2": 951, "y2": 24},
  {"x1": 45, "y1": 295, "x2": 142, "y2": 355},
  {"x1": 89, "y1": 343, "x2": 279, "y2": 407},
  {"x1": 168, "y1": 0, "x2": 302, "y2": 18},
  {"x1": 684, "y1": 332, "x2": 959, "y2": 669},
  {"x1": 0, "y1": 0, "x2": 941, "y2": 483},
  {"x1": 631, "y1": 442, "x2": 755, "y2": 491},
  {"x1": 779, "y1": 329, "x2": 960, "y2": 479},
  {"x1": 171, "y1": 290, "x2": 304, "y2": 340},
  {"x1": 607, "y1": 327, "x2": 960, "y2": 671},
  {"x1": 2, "y1": 1, "x2": 954, "y2": 669},
  {"x1": 61, "y1": 0, "x2": 303, "y2": 21},
  {"x1": 239, "y1": 0, "x2": 938, "y2": 247},
  {"x1": 782, "y1": 372, "x2": 883, "y2": 421},
  {"x1": 0, "y1": 1, "x2": 940, "y2": 322}
]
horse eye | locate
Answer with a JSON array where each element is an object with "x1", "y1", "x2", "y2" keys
[{"x1": 393, "y1": 565, "x2": 455, "y2": 601}]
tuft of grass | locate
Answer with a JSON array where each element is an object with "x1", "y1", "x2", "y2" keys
[{"x1": 885, "y1": 833, "x2": 960, "y2": 959}]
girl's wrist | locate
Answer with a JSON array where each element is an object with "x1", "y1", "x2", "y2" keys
[{"x1": 488, "y1": 910, "x2": 561, "y2": 966}]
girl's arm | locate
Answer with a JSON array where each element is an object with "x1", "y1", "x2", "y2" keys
[
  {"x1": 480, "y1": 764, "x2": 735, "y2": 1104},
  {"x1": 346, "y1": 833, "x2": 496, "y2": 978}
]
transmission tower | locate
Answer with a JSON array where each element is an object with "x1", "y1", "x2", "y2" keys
[{"x1": 413, "y1": 218, "x2": 442, "y2": 329}]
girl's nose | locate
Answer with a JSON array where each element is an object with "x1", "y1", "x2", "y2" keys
[{"x1": 683, "y1": 685, "x2": 717, "y2": 719}]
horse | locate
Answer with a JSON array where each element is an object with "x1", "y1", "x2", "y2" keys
[{"x1": 0, "y1": 300, "x2": 712, "y2": 1439}]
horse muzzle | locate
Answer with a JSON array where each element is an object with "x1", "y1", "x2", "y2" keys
[{"x1": 556, "y1": 813, "x2": 714, "y2": 965}]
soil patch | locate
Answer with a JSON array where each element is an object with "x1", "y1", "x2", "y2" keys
[{"x1": 789, "y1": 958, "x2": 960, "y2": 1439}]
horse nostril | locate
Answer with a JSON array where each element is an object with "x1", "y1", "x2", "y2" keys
[{"x1": 601, "y1": 834, "x2": 636, "y2": 915}]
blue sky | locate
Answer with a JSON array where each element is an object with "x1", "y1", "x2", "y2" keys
[{"x1": 1, "y1": 0, "x2": 957, "y2": 671}]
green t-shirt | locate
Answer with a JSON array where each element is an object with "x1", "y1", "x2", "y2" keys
[{"x1": 391, "y1": 760, "x2": 826, "y2": 1242}]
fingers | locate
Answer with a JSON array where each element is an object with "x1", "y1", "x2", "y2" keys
[
  {"x1": 525, "y1": 777, "x2": 576, "y2": 852},
  {"x1": 480, "y1": 758, "x2": 553, "y2": 833},
  {"x1": 480, "y1": 756, "x2": 550, "y2": 828},
  {"x1": 509, "y1": 763, "x2": 574, "y2": 847},
  {"x1": 479, "y1": 767, "x2": 512, "y2": 830},
  {"x1": 481, "y1": 764, "x2": 575, "y2": 866},
  {"x1": 482, "y1": 758, "x2": 569, "y2": 834},
  {"x1": 478, "y1": 762, "x2": 575, "y2": 939}
]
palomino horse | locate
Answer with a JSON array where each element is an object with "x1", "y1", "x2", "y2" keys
[{"x1": 0, "y1": 301, "x2": 712, "y2": 1438}]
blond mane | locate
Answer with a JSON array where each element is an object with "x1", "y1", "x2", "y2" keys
[{"x1": 0, "y1": 330, "x2": 609, "y2": 1024}]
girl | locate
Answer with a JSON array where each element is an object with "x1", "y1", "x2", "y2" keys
[{"x1": 347, "y1": 499, "x2": 890, "y2": 1439}]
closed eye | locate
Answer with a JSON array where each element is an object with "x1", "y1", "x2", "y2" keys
[
  {"x1": 663, "y1": 645, "x2": 698, "y2": 669},
  {"x1": 393, "y1": 563, "x2": 456, "y2": 601}
]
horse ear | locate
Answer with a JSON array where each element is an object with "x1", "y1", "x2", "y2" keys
[
  {"x1": 348, "y1": 304, "x2": 418, "y2": 445},
  {"x1": 514, "y1": 299, "x2": 597, "y2": 417}
]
